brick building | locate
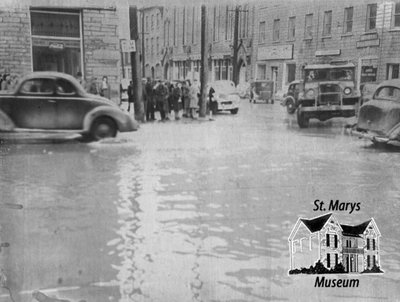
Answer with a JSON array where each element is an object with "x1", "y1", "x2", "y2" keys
[
  {"x1": 254, "y1": 0, "x2": 400, "y2": 94},
  {"x1": 0, "y1": 0, "x2": 131, "y2": 102},
  {"x1": 149, "y1": 3, "x2": 255, "y2": 84}
]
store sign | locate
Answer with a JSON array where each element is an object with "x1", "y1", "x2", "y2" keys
[
  {"x1": 258, "y1": 44, "x2": 293, "y2": 60},
  {"x1": 315, "y1": 49, "x2": 341, "y2": 56},
  {"x1": 121, "y1": 40, "x2": 136, "y2": 52},
  {"x1": 49, "y1": 42, "x2": 64, "y2": 50},
  {"x1": 31, "y1": 12, "x2": 80, "y2": 38},
  {"x1": 361, "y1": 65, "x2": 377, "y2": 82},
  {"x1": 356, "y1": 39, "x2": 380, "y2": 48},
  {"x1": 32, "y1": 37, "x2": 80, "y2": 49}
]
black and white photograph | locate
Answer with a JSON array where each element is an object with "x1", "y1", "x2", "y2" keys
[{"x1": 1, "y1": 0, "x2": 400, "y2": 301}]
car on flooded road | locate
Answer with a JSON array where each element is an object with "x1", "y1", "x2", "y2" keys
[
  {"x1": 208, "y1": 80, "x2": 240, "y2": 114},
  {"x1": 0, "y1": 72, "x2": 139, "y2": 141},
  {"x1": 281, "y1": 80, "x2": 303, "y2": 114},
  {"x1": 353, "y1": 79, "x2": 400, "y2": 146}
]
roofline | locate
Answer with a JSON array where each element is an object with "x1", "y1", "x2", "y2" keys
[{"x1": 369, "y1": 218, "x2": 381, "y2": 237}]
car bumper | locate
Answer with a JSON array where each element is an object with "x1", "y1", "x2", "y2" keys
[
  {"x1": 299, "y1": 105, "x2": 355, "y2": 117},
  {"x1": 119, "y1": 115, "x2": 139, "y2": 132},
  {"x1": 217, "y1": 101, "x2": 239, "y2": 111},
  {"x1": 351, "y1": 129, "x2": 400, "y2": 146}
]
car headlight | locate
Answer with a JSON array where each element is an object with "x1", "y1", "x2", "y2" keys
[
  {"x1": 305, "y1": 89, "x2": 315, "y2": 99},
  {"x1": 343, "y1": 87, "x2": 352, "y2": 95}
]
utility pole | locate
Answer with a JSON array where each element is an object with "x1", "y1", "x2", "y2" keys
[
  {"x1": 232, "y1": 6, "x2": 240, "y2": 86},
  {"x1": 141, "y1": 11, "x2": 145, "y2": 78},
  {"x1": 199, "y1": 5, "x2": 208, "y2": 118},
  {"x1": 129, "y1": 6, "x2": 144, "y2": 122}
]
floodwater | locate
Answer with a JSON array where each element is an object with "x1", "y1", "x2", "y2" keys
[{"x1": 1, "y1": 101, "x2": 400, "y2": 302}]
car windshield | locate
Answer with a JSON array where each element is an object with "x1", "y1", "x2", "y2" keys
[
  {"x1": 210, "y1": 81, "x2": 237, "y2": 94},
  {"x1": 305, "y1": 68, "x2": 354, "y2": 81},
  {"x1": 374, "y1": 86, "x2": 400, "y2": 101}
]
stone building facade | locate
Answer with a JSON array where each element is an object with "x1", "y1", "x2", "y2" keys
[
  {"x1": 0, "y1": 0, "x2": 130, "y2": 103},
  {"x1": 254, "y1": 0, "x2": 400, "y2": 94},
  {"x1": 149, "y1": 3, "x2": 255, "y2": 84}
]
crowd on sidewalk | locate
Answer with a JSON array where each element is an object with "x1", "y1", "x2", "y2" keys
[
  {"x1": 0, "y1": 72, "x2": 19, "y2": 91},
  {"x1": 130, "y1": 78, "x2": 204, "y2": 122}
]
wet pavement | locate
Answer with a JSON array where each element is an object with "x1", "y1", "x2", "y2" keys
[{"x1": 1, "y1": 100, "x2": 400, "y2": 301}]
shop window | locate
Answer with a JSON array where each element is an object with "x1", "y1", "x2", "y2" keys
[
  {"x1": 323, "y1": 11, "x2": 332, "y2": 36},
  {"x1": 387, "y1": 64, "x2": 400, "y2": 79},
  {"x1": 304, "y1": 14, "x2": 313, "y2": 39},
  {"x1": 257, "y1": 65, "x2": 266, "y2": 80},
  {"x1": 343, "y1": 7, "x2": 353, "y2": 33},
  {"x1": 31, "y1": 10, "x2": 81, "y2": 76},
  {"x1": 366, "y1": 4, "x2": 377, "y2": 31},
  {"x1": 287, "y1": 64, "x2": 296, "y2": 83}
]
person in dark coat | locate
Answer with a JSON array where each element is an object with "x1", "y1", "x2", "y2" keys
[
  {"x1": 181, "y1": 80, "x2": 191, "y2": 118},
  {"x1": 145, "y1": 78, "x2": 155, "y2": 121},
  {"x1": 154, "y1": 81, "x2": 169, "y2": 121},
  {"x1": 127, "y1": 80, "x2": 134, "y2": 112},
  {"x1": 171, "y1": 82, "x2": 182, "y2": 120}
]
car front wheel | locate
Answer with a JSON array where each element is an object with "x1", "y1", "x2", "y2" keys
[
  {"x1": 90, "y1": 116, "x2": 118, "y2": 141},
  {"x1": 297, "y1": 110, "x2": 309, "y2": 128},
  {"x1": 230, "y1": 108, "x2": 239, "y2": 115},
  {"x1": 285, "y1": 97, "x2": 296, "y2": 114}
]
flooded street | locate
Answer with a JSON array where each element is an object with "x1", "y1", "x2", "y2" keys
[{"x1": 1, "y1": 101, "x2": 400, "y2": 301}]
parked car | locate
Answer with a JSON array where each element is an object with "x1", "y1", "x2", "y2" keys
[
  {"x1": 237, "y1": 82, "x2": 250, "y2": 98},
  {"x1": 281, "y1": 80, "x2": 303, "y2": 114},
  {"x1": 0, "y1": 72, "x2": 139, "y2": 141},
  {"x1": 353, "y1": 80, "x2": 400, "y2": 146},
  {"x1": 250, "y1": 80, "x2": 275, "y2": 104},
  {"x1": 353, "y1": 82, "x2": 379, "y2": 117},
  {"x1": 208, "y1": 80, "x2": 240, "y2": 114}
]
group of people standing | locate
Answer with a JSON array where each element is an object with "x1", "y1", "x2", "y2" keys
[
  {"x1": 76, "y1": 72, "x2": 110, "y2": 99},
  {"x1": 139, "y1": 78, "x2": 200, "y2": 122},
  {"x1": 0, "y1": 72, "x2": 19, "y2": 91}
]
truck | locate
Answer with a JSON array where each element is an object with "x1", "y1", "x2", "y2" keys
[{"x1": 296, "y1": 63, "x2": 360, "y2": 128}]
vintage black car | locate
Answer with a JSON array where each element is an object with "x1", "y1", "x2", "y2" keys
[
  {"x1": 354, "y1": 80, "x2": 400, "y2": 146},
  {"x1": 0, "y1": 72, "x2": 138, "y2": 141},
  {"x1": 281, "y1": 80, "x2": 303, "y2": 114}
]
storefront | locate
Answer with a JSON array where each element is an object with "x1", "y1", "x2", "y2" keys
[
  {"x1": 256, "y1": 44, "x2": 294, "y2": 92},
  {"x1": 30, "y1": 10, "x2": 83, "y2": 77}
]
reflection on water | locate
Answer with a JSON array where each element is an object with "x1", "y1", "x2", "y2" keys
[{"x1": 2, "y1": 103, "x2": 400, "y2": 301}]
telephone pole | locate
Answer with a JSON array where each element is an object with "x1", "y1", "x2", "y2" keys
[
  {"x1": 231, "y1": 5, "x2": 248, "y2": 86},
  {"x1": 199, "y1": 5, "x2": 208, "y2": 118},
  {"x1": 129, "y1": 6, "x2": 144, "y2": 122},
  {"x1": 232, "y1": 6, "x2": 240, "y2": 86}
]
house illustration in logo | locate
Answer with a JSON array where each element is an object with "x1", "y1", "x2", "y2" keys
[{"x1": 288, "y1": 213, "x2": 381, "y2": 273}]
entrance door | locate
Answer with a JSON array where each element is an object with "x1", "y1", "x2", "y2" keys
[
  {"x1": 164, "y1": 63, "x2": 169, "y2": 80},
  {"x1": 271, "y1": 67, "x2": 278, "y2": 94},
  {"x1": 239, "y1": 62, "x2": 246, "y2": 84}
]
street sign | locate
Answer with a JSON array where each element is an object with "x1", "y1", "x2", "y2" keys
[{"x1": 121, "y1": 40, "x2": 136, "y2": 53}]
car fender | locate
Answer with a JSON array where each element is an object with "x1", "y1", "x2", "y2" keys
[
  {"x1": 388, "y1": 123, "x2": 400, "y2": 140},
  {"x1": 0, "y1": 110, "x2": 15, "y2": 131},
  {"x1": 83, "y1": 106, "x2": 138, "y2": 133}
]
